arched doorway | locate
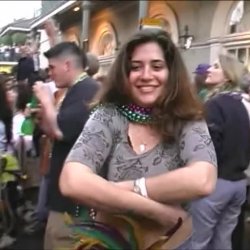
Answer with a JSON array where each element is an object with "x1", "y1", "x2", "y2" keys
[
  {"x1": 210, "y1": 0, "x2": 235, "y2": 38},
  {"x1": 148, "y1": 1, "x2": 179, "y2": 44},
  {"x1": 91, "y1": 22, "x2": 118, "y2": 57}
]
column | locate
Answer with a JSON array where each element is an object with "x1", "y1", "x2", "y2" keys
[
  {"x1": 81, "y1": 0, "x2": 91, "y2": 51},
  {"x1": 138, "y1": 0, "x2": 149, "y2": 28}
]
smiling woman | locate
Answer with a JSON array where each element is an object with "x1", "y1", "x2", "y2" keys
[
  {"x1": 128, "y1": 42, "x2": 168, "y2": 108},
  {"x1": 59, "y1": 29, "x2": 217, "y2": 250}
]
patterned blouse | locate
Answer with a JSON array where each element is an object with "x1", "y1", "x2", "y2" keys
[{"x1": 66, "y1": 104, "x2": 217, "y2": 185}]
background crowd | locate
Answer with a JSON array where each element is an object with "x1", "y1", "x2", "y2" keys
[{"x1": 0, "y1": 24, "x2": 249, "y2": 250}]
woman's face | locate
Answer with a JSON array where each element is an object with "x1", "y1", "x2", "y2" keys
[
  {"x1": 205, "y1": 60, "x2": 227, "y2": 85},
  {"x1": 128, "y1": 42, "x2": 169, "y2": 107}
]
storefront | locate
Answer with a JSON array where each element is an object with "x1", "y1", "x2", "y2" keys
[{"x1": 31, "y1": 1, "x2": 250, "y2": 76}]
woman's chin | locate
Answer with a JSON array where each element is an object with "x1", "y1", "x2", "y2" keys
[{"x1": 133, "y1": 100, "x2": 156, "y2": 108}]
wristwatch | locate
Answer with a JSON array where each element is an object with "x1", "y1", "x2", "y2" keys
[
  {"x1": 133, "y1": 178, "x2": 148, "y2": 198},
  {"x1": 133, "y1": 179, "x2": 142, "y2": 195}
]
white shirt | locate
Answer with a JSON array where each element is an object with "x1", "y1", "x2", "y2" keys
[
  {"x1": 44, "y1": 81, "x2": 57, "y2": 95},
  {"x1": 12, "y1": 112, "x2": 33, "y2": 152}
]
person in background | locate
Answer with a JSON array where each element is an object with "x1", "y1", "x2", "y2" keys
[
  {"x1": 231, "y1": 72, "x2": 250, "y2": 250},
  {"x1": 193, "y1": 63, "x2": 210, "y2": 101},
  {"x1": 3, "y1": 76, "x2": 17, "y2": 112},
  {"x1": 0, "y1": 74, "x2": 16, "y2": 250},
  {"x1": 16, "y1": 45, "x2": 35, "y2": 86},
  {"x1": 33, "y1": 42, "x2": 99, "y2": 250},
  {"x1": 59, "y1": 29, "x2": 217, "y2": 250},
  {"x1": 86, "y1": 52, "x2": 100, "y2": 77},
  {"x1": 12, "y1": 88, "x2": 33, "y2": 153},
  {"x1": 23, "y1": 68, "x2": 60, "y2": 235},
  {"x1": 13, "y1": 69, "x2": 47, "y2": 156},
  {"x1": 43, "y1": 19, "x2": 62, "y2": 48},
  {"x1": 24, "y1": 82, "x2": 62, "y2": 235},
  {"x1": 0, "y1": 74, "x2": 13, "y2": 152},
  {"x1": 24, "y1": 19, "x2": 63, "y2": 235},
  {"x1": 191, "y1": 54, "x2": 249, "y2": 250}
]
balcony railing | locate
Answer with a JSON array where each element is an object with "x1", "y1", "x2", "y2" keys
[{"x1": 0, "y1": 50, "x2": 21, "y2": 62}]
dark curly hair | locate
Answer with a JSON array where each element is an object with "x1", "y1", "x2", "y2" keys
[{"x1": 97, "y1": 28, "x2": 203, "y2": 142}]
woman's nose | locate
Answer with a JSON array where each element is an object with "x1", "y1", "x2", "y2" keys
[
  {"x1": 141, "y1": 67, "x2": 153, "y2": 80},
  {"x1": 207, "y1": 66, "x2": 212, "y2": 73}
]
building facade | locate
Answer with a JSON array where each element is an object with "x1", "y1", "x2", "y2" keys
[{"x1": 32, "y1": 0, "x2": 250, "y2": 77}]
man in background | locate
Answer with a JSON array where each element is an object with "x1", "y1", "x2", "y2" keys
[
  {"x1": 33, "y1": 42, "x2": 99, "y2": 250},
  {"x1": 16, "y1": 45, "x2": 35, "y2": 86},
  {"x1": 86, "y1": 52, "x2": 100, "y2": 77}
]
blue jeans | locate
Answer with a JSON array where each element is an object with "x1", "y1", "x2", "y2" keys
[{"x1": 190, "y1": 178, "x2": 247, "y2": 250}]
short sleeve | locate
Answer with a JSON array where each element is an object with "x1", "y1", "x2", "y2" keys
[
  {"x1": 57, "y1": 81, "x2": 98, "y2": 143},
  {"x1": 178, "y1": 120, "x2": 217, "y2": 167},
  {"x1": 65, "y1": 106, "x2": 114, "y2": 175}
]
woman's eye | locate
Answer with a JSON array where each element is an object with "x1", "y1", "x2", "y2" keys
[
  {"x1": 130, "y1": 65, "x2": 141, "y2": 71},
  {"x1": 153, "y1": 65, "x2": 162, "y2": 70},
  {"x1": 152, "y1": 64, "x2": 164, "y2": 71}
]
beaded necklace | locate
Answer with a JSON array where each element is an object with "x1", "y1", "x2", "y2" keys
[
  {"x1": 118, "y1": 104, "x2": 153, "y2": 124},
  {"x1": 90, "y1": 104, "x2": 153, "y2": 124}
]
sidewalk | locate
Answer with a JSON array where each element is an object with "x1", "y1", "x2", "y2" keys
[{"x1": 6, "y1": 187, "x2": 44, "y2": 250}]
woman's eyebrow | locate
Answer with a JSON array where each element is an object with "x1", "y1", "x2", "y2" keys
[{"x1": 131, "y1": 59, "x2": 165, "y2": 63}]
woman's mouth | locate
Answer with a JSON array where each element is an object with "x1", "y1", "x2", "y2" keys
[{"x1": 137, "y1": 85, "x2": 157, "y2": 93}]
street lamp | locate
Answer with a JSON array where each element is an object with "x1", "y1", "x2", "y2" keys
[
  {"x1": 179, "y1": 25, "x2": 194, "y2": 50},
  {"x1": 73, "y1": 6, "x2": 80, "y2": 12}
]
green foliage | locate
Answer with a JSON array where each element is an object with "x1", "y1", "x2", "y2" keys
[
  {"x1": 11, "y1": 32, "x2": 27, "y2": 45},
  {"x1": 0, "y1": 34, "x2": 12, "y2": 46},
  {"x1": 0, "y1": 32, "x2": 27, "y2": 46}
]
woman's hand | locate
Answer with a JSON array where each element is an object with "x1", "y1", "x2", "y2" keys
[
  {"x1": 111, "y1": 180, "x2": 187, "y2": 227},
  {"x1": 144, "y1": 201, "x2": 188, "y2": 228}
]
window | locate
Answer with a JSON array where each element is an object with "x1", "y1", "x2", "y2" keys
[
  {"x1": 229, "y1": 24, "x2": 237, "y2": 34},
  {"x1": 228, "y1": 1, "x2": 244, "y2": 34},
  {"x1": 93, "y1": 22, "x2": 118, "y2": 57},
  {"x1": 238, "y1": 48, "x2": 246, "y2": 64},
  {"x1": 148, "y1": 2, "x2": 178, "y2": 44},
  {"x1": 227, "y1": 47, "x2": 250, "y2": 70}
]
